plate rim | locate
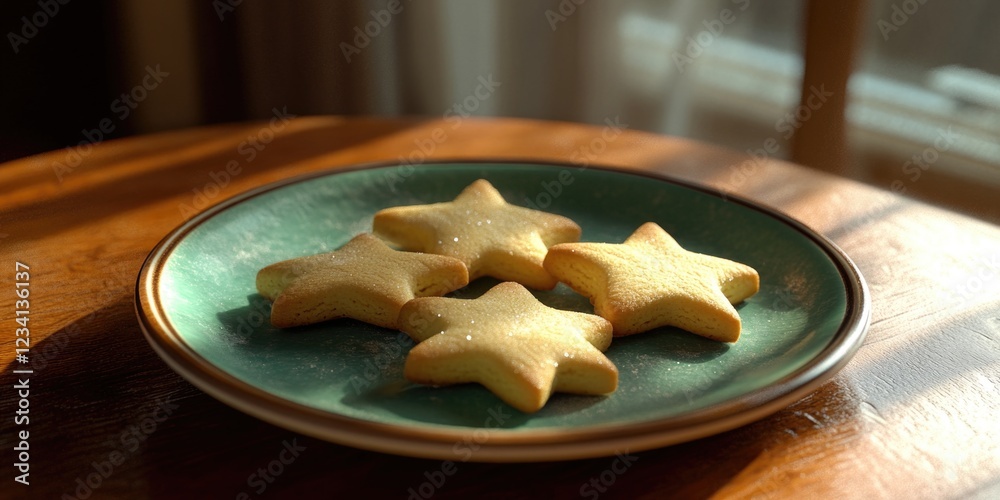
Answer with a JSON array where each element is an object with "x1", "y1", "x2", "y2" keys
[{"x1": 135, "y1": 159, "x2": 870, "y2": 461}]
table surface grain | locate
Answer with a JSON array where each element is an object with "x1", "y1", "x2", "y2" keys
[{"x1": 1, "y1": 116, "x2": 998, "y2": 499}]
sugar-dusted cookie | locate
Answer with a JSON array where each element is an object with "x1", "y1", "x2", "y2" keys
[
  {"x1": 256, "y1": 233, "x2": 468, "y2": 329},
  {"x1": 398, "y1": 282, "x2": 618, "y2": 413},
  {"x1": 372, "y1": 179, "x2": 581, "y2": 290},
  {"x1": 543, "y1": 222, "x2": 759, "y2": 342}
]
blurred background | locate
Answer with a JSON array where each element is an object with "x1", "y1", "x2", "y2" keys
[{"x1": 2, "y1": 0, "x2": 998, "y2": 222}]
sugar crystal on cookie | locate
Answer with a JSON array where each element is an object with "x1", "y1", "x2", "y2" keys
[
  {"x1": 544, "y1": 222, "x2": 759, "y2": 342},
  {"x1": 398, "y1": 282, "x2": 618, "y2": 413},
  {"x1": 373, "y1": 179, "x2": 580, "y2": 290},
  {"x1": 256, "y1": 233, "x2": 469, "y2": 329}
]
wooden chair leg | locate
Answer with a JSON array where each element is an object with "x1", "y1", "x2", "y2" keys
[{"x1": 792, "y1": 0, "x2": 867, "y2": 176}]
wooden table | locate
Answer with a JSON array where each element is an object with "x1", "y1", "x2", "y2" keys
[{"x1": 2, "y1": 117, "x2": 998, "y2": 499}]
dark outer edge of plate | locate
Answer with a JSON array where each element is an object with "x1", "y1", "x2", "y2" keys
[{"x1": 134, "y1": 159, "x2": 871, "y2": 462}]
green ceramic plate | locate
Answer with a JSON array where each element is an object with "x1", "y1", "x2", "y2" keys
[{"x1": 136, "y1": 161, "x2": 869, "y2": 461}]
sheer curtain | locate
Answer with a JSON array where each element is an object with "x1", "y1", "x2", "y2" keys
[
  {"x1": 121, "y1": 0, "x2": 1000, "y2": 218},
  {"x1": 226, "y1": 1, "x2": 804, "y2": 153}
]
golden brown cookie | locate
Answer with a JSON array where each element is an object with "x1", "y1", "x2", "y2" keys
[
  {"x1": 256, "y1": 233, "x2": 468, "y2": 329},
  {"x1": 398, "y1": 281, "x2": 618, "y2": 413},
  {"x1": 543, "y1": 222, "x2": 759, "y2": 342},
  {"x1": 372, "y1": 179, "x2": 581, "y2": 290}
]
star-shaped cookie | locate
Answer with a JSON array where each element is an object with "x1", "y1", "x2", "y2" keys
[
  {"x1": 543, "y1": 222, "x2": 759, "y2": 342},
  {"x1": 372, "y1": 179, "x2": 581, "y2": 290},
  {"x1": 398, "y1": 282, "x2": 618, "y2": 413},
  {"x1": 256, "y1": 233, "x2": 469, "y2": 329}
]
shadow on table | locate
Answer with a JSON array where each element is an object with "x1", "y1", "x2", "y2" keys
[
  {"x1": 1, "y1": 117, "x2": 434, "y2": 244},
  {"x1": 14, "y1": 293, "x2": 989, "y2": 498},
  {"x1": 340, "y1": 380, "x2": 610, "y2": 429}
]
